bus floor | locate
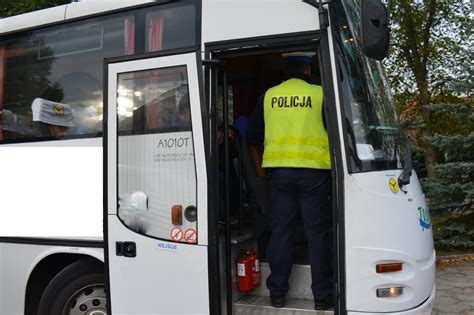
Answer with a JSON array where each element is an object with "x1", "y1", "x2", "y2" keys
[
  {"x1": 231, "y1": 252, "x2": 334, "y2": 314},
  {"x1": 218, "y1": 212, "x2": 334, "y2": 314}
]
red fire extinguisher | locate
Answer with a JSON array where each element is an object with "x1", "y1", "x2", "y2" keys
[
  {"x1": 237, "y1": 251, "x2": 253, "y2": 292},
  {"x1": 248, "y1": 250, "x2": 261, "y2": 288}
]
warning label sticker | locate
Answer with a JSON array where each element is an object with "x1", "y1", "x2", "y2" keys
[
  {"x1": 184, "y1": 228, "x2": 197, "y2": 244},
  {"x1": 237, "y1": 263, "x2": 246, "y2": 277},
  {"x1": 170, "y1": 227, "x2": 183, "y2": 242}
]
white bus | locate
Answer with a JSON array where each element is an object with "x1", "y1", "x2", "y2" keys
[{"x1": 0, "y1": 1, "x2": 435, "y2": 314}]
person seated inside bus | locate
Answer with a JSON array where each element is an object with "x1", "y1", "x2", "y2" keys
[
  {"x1": 32, "y1": 98, "x2": 74, "y2": 137},
  {"x1": 0, "y1": 109, "x2": 38, "y2": 137},
  {"x1": 0, "y1": 98, "x2": 73, "y2": 138},
  {"x1": 172, "y1": 93, "x2": 191, "y2": 128}
]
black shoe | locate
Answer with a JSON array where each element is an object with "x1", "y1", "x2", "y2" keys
[
  {"x1": 270, "y1": 296, "x2": 286, "y2": 308},
  {"x1": 314, "y1": 296, "x2": 333, "y2": 310}
]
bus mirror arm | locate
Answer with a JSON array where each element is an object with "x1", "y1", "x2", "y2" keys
[
  {"x1": 398, "y1": 144, "x2": 412, "y2": 191},
  {"x1": 302, "y1": 0, "x2": 332, "y2": 29}
]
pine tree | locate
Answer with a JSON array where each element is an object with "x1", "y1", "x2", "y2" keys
[{"x1": 421, "y1": 101, "x2": 474, "y2": 249}]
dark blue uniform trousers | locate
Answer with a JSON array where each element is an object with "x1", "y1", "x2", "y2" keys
[{"x1": 266, "y1": 168, "x2": 332, "y2": 300}]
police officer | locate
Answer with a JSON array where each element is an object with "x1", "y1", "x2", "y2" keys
[{"x1": 248, "y1": 52, "x2": 333, "y2": 310}]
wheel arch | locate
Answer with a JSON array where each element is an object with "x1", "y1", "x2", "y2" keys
[{"x1": 24, "y1": 252, "x2": 103, "y2": 315}]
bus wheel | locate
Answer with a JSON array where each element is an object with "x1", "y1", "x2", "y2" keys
[{"x1": 38, "y1": 258, "x2": 106, "y2": 315}]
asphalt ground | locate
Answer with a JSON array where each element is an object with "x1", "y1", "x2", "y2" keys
[{"x1": 433, "y1": 255, "x2": 474, "y2": 314}]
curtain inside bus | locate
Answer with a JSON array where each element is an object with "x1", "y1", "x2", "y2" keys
[
  {"x1": 145, "y1": 15, "x2": 164, "y2": 129},
  {"x1": 147, "y1": 15, "x2": 164, "y2": 52},
  {"x1": 124, "y1": 17, "x2": 135, "y2": 55}
]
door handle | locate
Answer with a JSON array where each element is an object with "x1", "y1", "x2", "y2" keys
[{"x1": 115, "y1": 241, "x2": 136, "y2": 257}]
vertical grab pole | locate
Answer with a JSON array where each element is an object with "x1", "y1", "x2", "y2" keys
[
  {"x1": 238, "y1": 138, "x2": 244, "y2": 236},
  {"x1": 222, "y1": 69, "x2": 233, "y2": 315},
  {"x1": 207, "y1": 60, "x2": 222, "y2": 315}
]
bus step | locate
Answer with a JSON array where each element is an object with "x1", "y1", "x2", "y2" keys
[
  {"x1": 233, "y1": 295, "x2": 333, "y2": 315},
  {"x1": 251, "y1": 263, "x2": 313, "y2": 299}
]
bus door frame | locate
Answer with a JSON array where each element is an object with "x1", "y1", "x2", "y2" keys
[{"x1": 204, "y1": 29, "x2": 347, "y2": 315}]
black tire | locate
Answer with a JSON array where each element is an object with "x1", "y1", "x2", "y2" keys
[{"x1": 38, "y1": 258, "x2": 106, "y2": 315}]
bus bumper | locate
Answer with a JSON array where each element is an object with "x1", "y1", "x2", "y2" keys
[{"x1": 348, "y1": 285, "x2": 435, "y2": 315}]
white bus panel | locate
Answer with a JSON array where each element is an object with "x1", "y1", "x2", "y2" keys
[
  {"x1": 202, "y1": 0, "x2": 320, "y2": 44},
  {"x1": 0, "y1": 138, "x2": 102, "y2": 237},
  {"x1": 0, "y1": 242, "x2": 103, "y2": 315}
]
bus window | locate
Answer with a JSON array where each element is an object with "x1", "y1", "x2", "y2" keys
[
  {"x1": 0, "y1": 15, "x2": 132, "y2": 141},
  {"x1": 0, "y1": 2, "x2": 198, "y2": 143},
  {"x1": 145, "y1": 5, "x2": 197, "y2": 52},
  {"x1": 117, "y1": 66, "x2": 196, "y2": 242}
]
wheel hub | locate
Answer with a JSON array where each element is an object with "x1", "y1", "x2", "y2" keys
[{"x1": 64, "y1": 284, "x2": 107, "y2": 315}]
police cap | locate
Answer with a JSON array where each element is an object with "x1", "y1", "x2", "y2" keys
[{"x1": 282, "y1": 52, "x2": 316, "y2": 63}]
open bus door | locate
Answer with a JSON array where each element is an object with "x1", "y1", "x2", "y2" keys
[{"x1": 104, "y1": 51, "x2": 212, "y2": 314}]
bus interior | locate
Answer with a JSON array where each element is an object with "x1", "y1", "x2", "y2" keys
[{"x1": 211, "y1": 47, "x2": 331, "y2": 308}]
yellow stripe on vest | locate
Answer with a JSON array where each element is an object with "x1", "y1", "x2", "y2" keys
[
  {"x1": 264, "y1": 150, "x2": 330, "y2": 162},
  {"x1": 265, "y1": 136, "x2": 329, "y2": 147},
  {"x1": 263, "y1": 151, "x2": 331, "y2": 169}
]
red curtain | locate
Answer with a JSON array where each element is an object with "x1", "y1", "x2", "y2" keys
[
  {"x1": 147, "y1": 15, "x2": 164, "y2": 52},
  {"x1": 124, "y1": 18, "x2": 135, "y2": 55},
  {"x1": 147, "y1": 15, "x2": 164, "y2": 129}
]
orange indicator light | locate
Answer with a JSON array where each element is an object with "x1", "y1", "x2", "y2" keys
[
  {"x1": 376, "y1": 263, "x2": 403, "y2": 273},
  {"x1": 172, "y1": 205, "x2": 183, "y2": 226}
]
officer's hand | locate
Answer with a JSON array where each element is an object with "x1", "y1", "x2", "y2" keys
[{"x1": 217, "y1": 131, "x2": 224, "y2": 144}]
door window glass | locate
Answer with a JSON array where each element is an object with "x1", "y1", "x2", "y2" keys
[{"x1": 117, "y1": 66, "x2": 197, "y2": 243}]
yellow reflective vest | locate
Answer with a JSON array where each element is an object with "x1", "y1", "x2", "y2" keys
[{"x1": 262, "y1": 78, "x2": 331, "y2": 169}]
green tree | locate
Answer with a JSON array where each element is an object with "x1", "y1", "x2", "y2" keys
[
  {"x1": 384, "y1": 0, "x2": 471, "y2": 178},
  {"x1": 422, "y1": 101, "x2": 474, "y2": 249},
  {"x1": 0, "y1": 0, "x2": 69, "y2": 17},
  {"x1": 385, "y1": 0, "x2": 473, "y2": 250}
]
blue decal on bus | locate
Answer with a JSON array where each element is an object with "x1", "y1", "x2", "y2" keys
[
  {"x1": 157, "y1": 241, "x2": 178, "y2": 252},
  {"x1": 417, "y1": 206, "x2": 431, "y2": 231}
]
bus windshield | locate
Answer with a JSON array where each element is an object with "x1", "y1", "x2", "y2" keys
[{"x1": 331, "y1": 0, "x2": 405, "y2": 172}]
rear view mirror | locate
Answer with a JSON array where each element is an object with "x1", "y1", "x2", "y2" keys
[{"x1": 361, "y1": 0, "x2": 390, "y2": 60}]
